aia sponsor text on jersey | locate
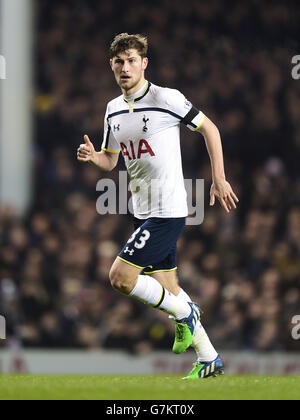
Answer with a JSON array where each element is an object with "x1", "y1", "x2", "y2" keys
[{"x1": 120, "y1": 139, "x2": 155, "y2": 160}]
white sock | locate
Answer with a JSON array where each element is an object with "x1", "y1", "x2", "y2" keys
[
  {"x1": 178, "y1": 288, "x2": 218, "y2": 362},
  {"x1": 130, "y1": 275, "x2": 192, "y2": 320},
  {"x1": 192, "y1": 327, "x2": 218, "y2": 362}
]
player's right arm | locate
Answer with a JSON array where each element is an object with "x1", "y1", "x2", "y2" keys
[
  {"x1": 77, "y1": 103, "x2": 121, "y2": 171},
  {"x1": 77, "y1": 135, "x2": 119, "y2": 172}
]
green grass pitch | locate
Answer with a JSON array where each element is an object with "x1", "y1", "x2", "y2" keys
[{"x1": 0, "y1": 375, "x2": 299, "y2": 400}]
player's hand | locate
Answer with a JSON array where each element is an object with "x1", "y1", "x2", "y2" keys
[
  {"x1": 210, "y1": 179, "x2": 239, "y2": 213},
  {"x1": 77, "y1": 135, "x2": 97, "y2": 163}
]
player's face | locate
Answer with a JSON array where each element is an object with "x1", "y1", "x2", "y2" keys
[{"x1": 110, "y1": 49, "x2": 148, "y2": 94}]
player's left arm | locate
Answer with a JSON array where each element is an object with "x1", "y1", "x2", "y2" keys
[{"x1": 197, "y1": 115, "x2": 239, "y2": 213}]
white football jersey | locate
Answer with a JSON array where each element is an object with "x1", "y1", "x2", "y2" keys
[{"x1": 101, "y1": 81, "x2": 204, "y2": 219}]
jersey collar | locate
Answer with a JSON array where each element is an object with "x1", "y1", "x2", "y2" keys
[{"x1": 123, "y1": 81, "x2": 151, "y2": 103}]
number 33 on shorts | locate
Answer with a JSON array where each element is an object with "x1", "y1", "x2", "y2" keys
[{"x1": 127, "y1": 227, "x2": 151, "y2": 249}]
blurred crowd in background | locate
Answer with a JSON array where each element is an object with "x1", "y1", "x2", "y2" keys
[{"x1": 0, "y1": 0, "x2": 300, "y2": 354}]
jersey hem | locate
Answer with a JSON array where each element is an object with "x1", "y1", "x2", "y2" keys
[{"x1": 133, "y1": 213, "x2": 188, "y2": 220}]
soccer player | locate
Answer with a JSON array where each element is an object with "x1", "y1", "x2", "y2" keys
[{"x1": 77, "y1": 33, "x2": 239, "y2": 379}]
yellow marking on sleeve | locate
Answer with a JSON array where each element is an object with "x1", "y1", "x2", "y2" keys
[
  {"x1": 102, "y1": 148, "x2": 120, "y2": 154},
  {"x1": 192, "y1": 115, "x2": 205, "y2": 131}
]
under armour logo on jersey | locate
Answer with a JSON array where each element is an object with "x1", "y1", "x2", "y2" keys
[
  {"x1": 120, "y1": 139, "x2": 155, "y2": 160},
  {"x1": 124, "y1": 247, "x2": 135, "y2": 256},
  {"x1": 113, "y1": 124, "x2": 120, "y2": 132},
  {"x1": 143, "y1": 116, "x2": 149, "y2": 132}
]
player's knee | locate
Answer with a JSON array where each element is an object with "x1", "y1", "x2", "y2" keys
[{"x1": 109, "y1": 266, "x2": 134, "y2": 295}]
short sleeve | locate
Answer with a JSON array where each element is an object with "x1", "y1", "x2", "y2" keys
[
  {"x1": 101, "y1": 106, "x2": 121, "y2": 154},
  {"x1": 165, "y1": 89, "x2": 205, "y2": 131}
]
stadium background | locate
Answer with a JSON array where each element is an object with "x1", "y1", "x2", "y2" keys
[{"x1": 0, "y1": 0, "x2": 299, "y2": 368}]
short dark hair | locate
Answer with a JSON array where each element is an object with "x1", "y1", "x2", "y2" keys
[{"x1": 110, "y1": 33, "x2": 148, "y2": 59}]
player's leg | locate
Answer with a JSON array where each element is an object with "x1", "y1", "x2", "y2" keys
[
  {"x1": 109, "y1": 217, "x2": 200, "y2": 353},
  {"x1": 109, "y1": 255, "x2": 196, "y2": 321},
  {"x1": 150, "y1": 269, "x2": 180, "y2": 296},
  {"x1": 151, "y1": 270, "x2": 218, "y2": 362}
]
